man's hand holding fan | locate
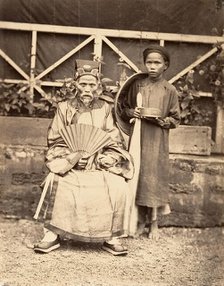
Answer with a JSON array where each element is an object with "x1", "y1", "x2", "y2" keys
[
  {"x1": 59, "y1": 123, "x2": 114, "y2": 169},
  {"x1": 46, "y1": 124, "x2": 114, "y2": 174}
]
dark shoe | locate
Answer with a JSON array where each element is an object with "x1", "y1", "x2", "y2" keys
[
  {"x1": 102, "y1": 242, "x2": 128, "y2": 256},
  {"x1": 34, "y1": 237, "x2": 60, "y2": 253}
]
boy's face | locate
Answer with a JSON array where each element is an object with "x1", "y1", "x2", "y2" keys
[
  {"x1": 76, "y1": 75, "x2": 99, "y2": 106},
  {"x1": 144, "y1": 52, "x2": 168, "y2": 80}
]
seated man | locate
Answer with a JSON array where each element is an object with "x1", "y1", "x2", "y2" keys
[{"x1": 33, "y1": 59, "x2": 133, "y2": 256}]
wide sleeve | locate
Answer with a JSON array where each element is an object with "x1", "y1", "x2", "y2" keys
[
  {"x1": 104, "y1": 103, "x2": 124, "y2": 146},
  {"x1": 45, "y1": 102, "x2": 75, "y2": 175},
  {"x1": 96, "y1": 103, "x2": 134, "y2": 179},
  {"x1": 161, "y1": 86, "x2": 181, "y2": 129},
  {"x1": 46, "y1": 102, "x2": 70, "y2": 161}
]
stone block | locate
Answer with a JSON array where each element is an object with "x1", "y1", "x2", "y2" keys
[
  {"x1": 170, "y1": 125, "x2": 212, "y2": 155},
  {"x1": 164, "y1": 155, "x2": 224, "y2": 227},
  {"x1": 0, "y1": 146, "x2": 46, "y2": 218},
  {"x1": 0, "y1": 116, "x2": 50, "y2": 146}
]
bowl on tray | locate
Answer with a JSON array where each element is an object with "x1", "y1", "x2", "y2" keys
[{"x1": 139, "y1": 107, "x2": 162, "y2": 118}]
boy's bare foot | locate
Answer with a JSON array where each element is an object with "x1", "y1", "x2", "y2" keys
[
  {"x1": 134, "y1": 222, "x2": 146, "y2": 238},
  {"x1": 148, "y1": 220, "x2": 159, "y2": 241}
]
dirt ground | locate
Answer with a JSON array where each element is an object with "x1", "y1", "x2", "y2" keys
[{"x1": 0, "y1": 216, "x2": 224, "y2": 286}]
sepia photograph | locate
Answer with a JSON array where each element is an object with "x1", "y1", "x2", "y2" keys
[{"x1": 0, "y1": 0, "x2": 224, "y2": 285}]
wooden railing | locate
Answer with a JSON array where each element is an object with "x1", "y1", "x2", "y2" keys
[{"x1": 0, "y1": 21, "x2": 223, "y2": 153}]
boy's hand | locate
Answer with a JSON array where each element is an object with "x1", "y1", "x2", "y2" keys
[
  {"x1": 143, "y1": 116, "x2": 165, "y2": 127},
  {"x1": 154, "y1": 117, "x2": 165, "y2": 126},
  {"x1": 126, "y1": 107, "x2": 141, "y2": 118}
]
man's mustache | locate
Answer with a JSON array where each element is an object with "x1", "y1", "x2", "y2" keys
[{"x1": 80, "y1": 93, "x2": 94, "y2": 98}]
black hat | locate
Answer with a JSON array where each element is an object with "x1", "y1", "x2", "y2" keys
[{"x1": 143, "y1": 45, "x2": 170, "y2": 66}]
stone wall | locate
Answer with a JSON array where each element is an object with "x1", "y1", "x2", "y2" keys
[
  {"x1": 164, "y1": 154, "x2": 224, "y2": 227},
  {"x1": 0, "y1": 117, "x2": 224, "y2": 227},
  {"x1": 0, "y1": 145, "x2": 46, "y2": 218}
]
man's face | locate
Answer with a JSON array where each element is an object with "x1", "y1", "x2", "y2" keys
[{"x1": 76, "y1": 75, "x2": 99, "y2": 106}]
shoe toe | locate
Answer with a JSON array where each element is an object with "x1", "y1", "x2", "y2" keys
[
  {"x1": 34, "y1": 239, "x2": 60, "y2": 253},
  {"x1": 102, "y1": 242, "x2": 128, "y2": 256}
]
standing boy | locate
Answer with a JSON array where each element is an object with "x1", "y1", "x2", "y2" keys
[{"x1": 120, "y1": 45, "x2": 180, "y2": 239}]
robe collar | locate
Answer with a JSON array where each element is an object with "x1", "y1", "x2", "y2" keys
[{"x1": 66, "y1": 97, "x2": 105, "y2": 124}]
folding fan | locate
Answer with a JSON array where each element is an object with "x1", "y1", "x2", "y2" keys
[{"x1": 59, "y1": 124, "x2": 114, "y2": 165}]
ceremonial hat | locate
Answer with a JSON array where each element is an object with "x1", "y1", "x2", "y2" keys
[{"x1": 74, "y1": 59, "x2": 100, "y2": 80}]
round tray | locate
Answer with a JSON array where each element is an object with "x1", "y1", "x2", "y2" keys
[{"x1": 139, "y1": 107, "x2": 161, "y2": 118}]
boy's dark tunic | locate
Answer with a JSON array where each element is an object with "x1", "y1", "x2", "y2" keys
[{"x1": 123, "y1": 76, "x2": 180, "y2": 209}]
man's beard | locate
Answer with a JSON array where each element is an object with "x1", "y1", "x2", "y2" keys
[{"x1": 79, "y1": 94, "x2": 94, "y2": 107}]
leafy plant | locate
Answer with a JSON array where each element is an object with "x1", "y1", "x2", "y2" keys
[
  {"x1": 0, "y1": 80, "x2": 73, "y2": 117},
  {"x1": 197, "y1": 44, "x2": 224, "y2": 104},
  {"x1": 0, "y1": 83, "x2": 34, "y2": 116},
  {"x1": 0, "y1": 76, "x2": 115, "y2": 117},
  {"x1": 174, "y1": 43, "x2": 224, "y2": 125},
  {"x1": 32, "y1": 78, "x2": 76, "y2": 117},
  {"x1": 175, "y1": 70, "x2": 202, "y2": 124}
]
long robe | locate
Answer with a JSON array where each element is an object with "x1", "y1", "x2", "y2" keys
[
  {"x1": 122, "y1": 77, "x2": 180, "y2": 209},
  {"x1": 36, "y1": 97, "x2": 134, "y2": 242}
]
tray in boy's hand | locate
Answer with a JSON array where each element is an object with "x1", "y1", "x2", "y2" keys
[{"x1": 139, "y1": 107, "x2": 161, "y2": 118}]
